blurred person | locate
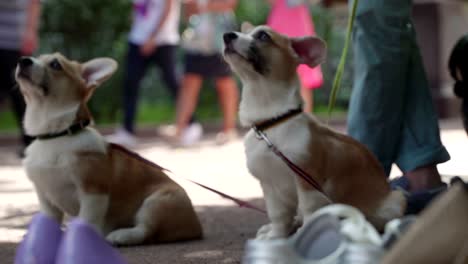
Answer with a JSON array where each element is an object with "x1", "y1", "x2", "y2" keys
[
  {"x1": 347, "y1": 0, "x2": 450, "y2": 195},
  {"x1": 0, "y1": 0, "x2": 40, "y2": 156},
  {"x1": 172, "y1": 0, "x2": 239, "y2": 146},
  {"x1": 107, "y1": 0, "x2": 182, "y2": 147},
  {"x1": 267, "y1": 0, "x2": 323, "y2": 113},
  {"x1": 448, "y1": 34, "x2": 468, "y2": 136}
]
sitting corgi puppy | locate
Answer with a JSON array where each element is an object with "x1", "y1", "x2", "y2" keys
[
  {"x1": 223, "y1": 23, "x2": 405, "y2": 239},
  {"x1": 16, "y1": 53, "x2": 202, "y2": 246}
]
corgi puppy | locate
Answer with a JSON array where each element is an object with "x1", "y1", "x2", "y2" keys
[
  {"x1": 15, "y1": 53, "x2": 202, "y2": 246},
  {"x1": 223, "y1": 24, "x2": 405, "y2": 239}
]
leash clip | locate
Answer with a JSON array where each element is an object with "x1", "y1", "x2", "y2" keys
[{"x1": 252, "y1": 126, "x2": 274, "y2": 149}]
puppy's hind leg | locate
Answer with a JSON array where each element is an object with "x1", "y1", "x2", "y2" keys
[
  {"x1": 106, "y1": 189, "x2": 201, "y2": 246},
  {"x1": 368, "y1": 190, "x2": 406, "y2": 231},
  {"x1": 106, "y1": 194, "x2": 160, "y2": 246}
]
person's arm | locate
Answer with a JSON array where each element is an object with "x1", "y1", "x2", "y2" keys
[
  {"x1": 322, "y1": 0, "x2": 347, "y2": 8},
  {"x1": 22, "y1": 0, "x2": 41, "y2": 55},
  {"x1": 184, "y1": 0, "x2": 237, "y2": 16},
  {"x1": 140, "y1": 0, "x2": 174, "y2": 56},
  {"x1": 204, "y1": 0, "x2": 237, "y2": 12}
]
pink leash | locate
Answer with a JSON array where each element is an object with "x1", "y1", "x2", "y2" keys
[
  {"x1": 252, "y1": 126, "x2": 325, "y2": 193},
  {"x1": 110, "y1": 143, "x2": 267, "y2": 215}
]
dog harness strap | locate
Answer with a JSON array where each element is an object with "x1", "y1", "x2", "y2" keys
[
  {"x1": 252, "y1": 113, "x2": 325, "y2": 193},
  {"x1": 31, "y1": 119, "x2": 91, "y2": 140}
]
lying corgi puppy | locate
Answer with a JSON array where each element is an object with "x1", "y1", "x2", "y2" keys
[
  {"x1": 223, "y1": 24, "x2": 405, "y2": 239},
  {"x1": 15, "y1": 53, "x2": 202, "y2": 246}
]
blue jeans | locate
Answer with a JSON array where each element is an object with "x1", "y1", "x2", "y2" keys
[{"x1": 347, "y1": 0, "x2": 450, "y2": 175}]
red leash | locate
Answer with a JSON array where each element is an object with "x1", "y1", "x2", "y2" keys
[
  {"x1": 183, "y1": 179, "x2": 266, "y2": 214},
  {"x1": 252, "y1": 126, "x2": 325, "y2": 193},
  {"x1": 110, "y1": 143, "x2": 266, "y2": 215}
]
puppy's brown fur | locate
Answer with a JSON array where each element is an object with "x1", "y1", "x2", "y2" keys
[
  {"x1": 16, "y1": 53, "x2": 202, "y2": 245},
  {"x1": 223, "y1": 24, "x2": 405, "y2": 239}
]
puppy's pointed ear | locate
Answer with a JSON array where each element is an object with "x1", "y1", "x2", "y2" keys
[
  {"x1": 241, "y1": 21, "x2": 254, "y2": 33},
  {"x1": 81, "y1": 58, "x2": 118, "y2": 90},
  {"x1": 290, "y1": 36, "x2": 326, "y2": 68}
]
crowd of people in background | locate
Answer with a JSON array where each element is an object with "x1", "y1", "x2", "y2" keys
[
  {"x1": 0, "y1": 0, "x2": 323, "y2": 150},
  {"x1": 0, "y1": 0, "x2": 40, "y2": 156},
  {"x1": 104, "y1": 0, "x2": 323, "y2": 148}
]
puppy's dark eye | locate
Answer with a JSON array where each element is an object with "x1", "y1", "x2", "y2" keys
[
  {"x1": 256, "y1": 31, "x2": 271, "y2": 42},
  {"x1": 49, "y1": 59, "x2": 62, "y2": 71}
]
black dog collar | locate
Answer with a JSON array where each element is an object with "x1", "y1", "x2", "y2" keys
[{"x1": 31, "y1": 119, "x2": 91, "y2": 140}]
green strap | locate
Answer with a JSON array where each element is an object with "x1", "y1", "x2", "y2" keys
[{"x1": 327, "y1": 0, "x2": 359, "y2": 121}]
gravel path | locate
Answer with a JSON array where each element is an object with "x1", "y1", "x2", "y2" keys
[{"x1": 0, "y1": 120, "x2": 466, "y2": 263}]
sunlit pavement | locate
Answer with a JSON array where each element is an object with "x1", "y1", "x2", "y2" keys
[{"x1": 0, "y1": 119, "x2": 466, "y2": 263}]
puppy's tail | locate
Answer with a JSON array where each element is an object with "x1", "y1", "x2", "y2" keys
[{"x1": 369, "y1": 190, "x2": 407, "y2": 231}]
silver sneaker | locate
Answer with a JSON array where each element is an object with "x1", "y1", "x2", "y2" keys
[{"x1": 243, "y1": 205, "x2": 384, "y2": 264}]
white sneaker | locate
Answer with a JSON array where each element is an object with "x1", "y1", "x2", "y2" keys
[
  {"x1": 215, "y1": 130, "x2": 239, "y2": 145},
  {"x1": 157, "y1": 124, "x2": 177, "y2": 137},
  {"x1": 243, "y1": 204, "x2": 384, "y2": 264},
  {"x1": 105, "y1": 129, "x2": 138, "y2": 148},
  {"x1": 178, "y1": 123, "x2": 203, "y2": 147}
]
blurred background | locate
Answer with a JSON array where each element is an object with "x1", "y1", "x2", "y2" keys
[
  {"x1": 1, "y1": 0, "x2": 466, "y2": 133},
  {"x1": 0, "y1": 0, "x2": 351, "y2": 133}
]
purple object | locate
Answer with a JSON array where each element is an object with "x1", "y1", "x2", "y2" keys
[
  {"x1": 56, "y1": 218, "x2": 128, "y2": 264},
  {"x1": 14, "y1": 213, "x2": 63, "y2": 264}
]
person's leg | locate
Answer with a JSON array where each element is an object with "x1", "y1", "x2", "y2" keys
[
  {"x1": 300, "y1": 87, "x2": 313, "y2": 113},
  {"x1": 10, "y1": 80, "x2": 34, "y2": 146},
  {"x1": 0, "y1": 49, "x2": 34, "y2": 147},
  {"x1": 175, "y1": 73, "x2": 203, "y2": 136},
  {"x1": 297, "y1": 64, "x2": 320, "y2": 113},
  {"x1": 215, "y1": 76, "x2": 239, "y2": 133},
  {"x1": 394, "y1": 29, "x2": 450, "y2": 191},
  {"x1": 347, "y1": 0, "x2": 413, "y2": 175},
  {"x1": 173, "y1": 52, "x2": 206, "y2": 137},
  {"x1": 122, "y1": 43, "x2": 149, "y2": 134},
  {"x1": 152, "y1": 45, "x2": 180, "y2": 101}
]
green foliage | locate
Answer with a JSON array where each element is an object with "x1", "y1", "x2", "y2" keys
[
  {"x1": 235, "y1": 0, "x2": 270, "y2": 25},
  {"x1": 0, "y1": 110, "x2": 17, "y2": 132},
  {"x1": 39, "y1": 0, "x2": 131, "y2": 121},
  {"x1": 311, "y1": 5, "x2": 354, "y2": 110},
  {"x1": 327, "y1": 0, "x2": 358, "y2": 119}
]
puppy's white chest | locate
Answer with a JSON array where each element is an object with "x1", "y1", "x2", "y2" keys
[
  {"x1": 244, "y1": 130, "x2": 294, "y2": 182},
  {"x1": 23, "y1": 129, "x2": 107, "y2": 215},
  {"x1": 24, "y1": 143, "x2": 80, "y2": 214}
]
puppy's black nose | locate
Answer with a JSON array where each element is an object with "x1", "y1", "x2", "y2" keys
[
  {"x1": 223, "y1": 32, "x2": 238, "y2": 45},
  {"x1": 19, "y1": 57, "x2": 33, "y2": 69}
]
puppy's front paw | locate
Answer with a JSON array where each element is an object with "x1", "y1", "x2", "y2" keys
[
  {"x1": 255, "y1": 223, "x2": 289, "y2": 240},
  {"x1": 256, "y1": 223, "x2": 272, "y2": 237}
]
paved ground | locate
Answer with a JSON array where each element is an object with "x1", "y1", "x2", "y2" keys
[{"x1": 0, "y1": 120, "x2": 467, "y2": 263}]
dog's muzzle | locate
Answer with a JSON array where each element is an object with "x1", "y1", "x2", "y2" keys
[
  {"x1": 17, "y1": 57, "x2": 34, "y2": 79},
  {"x1": 223, "y1": 32, "x2": 238, "y2": 53}
]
